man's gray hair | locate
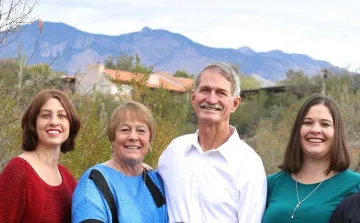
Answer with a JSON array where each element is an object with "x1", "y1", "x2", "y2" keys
[{"x1": 194, "y1": 62, "x2": 241, "y2": 96}]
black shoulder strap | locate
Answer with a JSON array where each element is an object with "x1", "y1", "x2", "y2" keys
[
  {"x1": 143, "y1": 170, "x2": 166, "y2": 207},
  {"x1": 89, "y1": 169, "x2": 119, "y2": 223}
]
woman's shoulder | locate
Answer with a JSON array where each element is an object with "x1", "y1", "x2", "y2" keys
[
  {"x1": 147, "y1": 170, "x2": 163, "y2": 181},
  {"x1": 0, "y1": 157, "x2": 33, "y2": 189},
  {"x1": 58, "y1": 164, "x2": 74, "y2": 176},
  {"x1": 267, "y1": 171, "x2": 290, "y2": 188},
  {"x1": 337, "y1": 169, "x2": 360, "y2": 181},
  {"x1": 73, "y1": 164, "x2": 113, "y2": 195},
  {"x1": 146, "y1": 170, "x2": 164, "y2": 188},
  {"x1": 4, "y1": 156, "x2": 31, "y2": 168},
  {"x1": 267, "y1": 171, "x2": 288, "y2": 182},
  {"x1": 57, "y1": 164, "x2": 77, "y2": 186},
  {"x1": 1, "y1": 157, "x2": 32, "y2": 177},
  {"x1": 77, "y1": 164, "x2": 110, "y2": 180}
]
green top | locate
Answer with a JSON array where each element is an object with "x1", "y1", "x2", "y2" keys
[{"x1": 262, "y1": 169, "x2": 360, "y2": 223}]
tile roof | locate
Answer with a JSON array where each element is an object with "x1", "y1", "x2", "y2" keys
[{"x1": 103, "y1": 68, "x2": 193, "y2": 93}]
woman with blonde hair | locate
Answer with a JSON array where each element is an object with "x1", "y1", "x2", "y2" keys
[{"x1": 72, "y1": 101, "x2": 168, "y2": 223}]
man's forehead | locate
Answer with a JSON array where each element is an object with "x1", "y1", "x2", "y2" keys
[{"x1": 198, "y1": 80, "x2": 231, "y2": 90}]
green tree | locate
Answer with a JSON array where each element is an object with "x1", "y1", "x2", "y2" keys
[
  {"x1": 173, "y1": 70, "x2": 193, "y2": 78},
  {"x1": 105, "y1": 53, "x2": 135, "y2": 71},
  {"x1": 104, "y1": 55, "x2": 116, "y2": 69},
  {"x1": 240, "y1": 75, "x2": 262, "y2": 90},
  {"x1": 116, "y1": 53, "x2": 134, "y2": 71},
  {"x1": 279, "y1": 69, "x2": 320, "y2": 97}
]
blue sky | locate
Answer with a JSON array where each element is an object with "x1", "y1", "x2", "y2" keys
[{"x1": 36, "y1": 0, "x2": 360, "y2": 71}]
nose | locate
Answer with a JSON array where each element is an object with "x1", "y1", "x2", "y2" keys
[
  {"x1": 128, "y1": 129, "x2": 139, "y2": 141},
  {"x1": 49, "y1": 115, "x2": 60, "y2": 126},
  {"x1": 206, "y1": 90, "x2": 218, "y2": 104},
  {"x1": 310, "y1": 123, "x2": 321, "y2": 134}
]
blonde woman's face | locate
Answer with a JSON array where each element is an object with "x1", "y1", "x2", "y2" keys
[{"x1": 112, "y1": 121, "x2": 151, "y2": 165}]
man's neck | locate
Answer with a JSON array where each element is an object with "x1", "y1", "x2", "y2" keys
[{"x1": 198, "y1": 123, "x2": 232, "y2": 152}]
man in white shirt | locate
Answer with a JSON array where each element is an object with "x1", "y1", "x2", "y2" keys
[{"x1": 158, "y1": 62, "x2": 267, "y2": 223}]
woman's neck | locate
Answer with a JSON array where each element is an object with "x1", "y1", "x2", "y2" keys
[
  {"x1": 35, "y1": 145, "x2": 60, "y2": 168},
  {"x1": 20, "y1": 145, "x2": 60, "y2": 169},
  {"x1": 111, "y1": 157, "x2": 143, "y2": 176},
  {"x1": 292, "y1": 158, "x2": 335, "y2": 184}
]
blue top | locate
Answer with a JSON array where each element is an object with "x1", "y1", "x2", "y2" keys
[
  {"x1": 262, "y1": 169, "x2": 360, "y2": 223},
  {"x1": 72, "y1": 164, "x2": 168, "y2": 223}
]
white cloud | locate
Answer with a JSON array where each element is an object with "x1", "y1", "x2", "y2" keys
[{"x1": 35, "y1": 0, "x2": 360, "y2": 70}]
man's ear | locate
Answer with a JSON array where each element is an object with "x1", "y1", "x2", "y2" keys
[
  {"x1": 231, "y1": 96, "x2": 241, "y2": 113},
  {"x1": 190, "y1": 89, "x2": 195, "y2": 107}
]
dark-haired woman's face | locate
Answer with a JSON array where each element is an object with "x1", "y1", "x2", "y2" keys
[
  {"x1": 36, "y1": 98, "x2": 70, "y2": 150},
  {"x1": 300, "y1": 104, "x2": 334, "y2": 160}
]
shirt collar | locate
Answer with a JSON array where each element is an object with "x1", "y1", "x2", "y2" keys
[{"x1": 185, "y1": 126, "x2": 240, "y2": 163}]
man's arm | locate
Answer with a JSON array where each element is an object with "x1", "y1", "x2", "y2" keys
[{"x1": 237, "y1": 158, "x2": 267, "y2": 223}]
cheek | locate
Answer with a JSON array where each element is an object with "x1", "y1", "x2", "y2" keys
[
  {"x1": 194, "y1": 94, "x2": 206, "y2": 102},
  {"x1": 140, "y1": 136, "x2": 151, "y2": 146},
  {"x1": 300, "y1": 127, "x2": 307, "y2": 138},
  {"x1": 328, "y1": 129, "x2": 335, "y2": 138},
  {"x1": 326, "y1": 131, "x2": 335, "y2": 142}
]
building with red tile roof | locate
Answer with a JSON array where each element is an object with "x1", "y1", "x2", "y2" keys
[{"x1": 76, "y1": 63, "x2": 193, "y2": 97}]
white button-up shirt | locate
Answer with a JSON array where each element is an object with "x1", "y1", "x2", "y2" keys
[{"x1": 158, "y1": 127, "x2": 267, "y2": 223}]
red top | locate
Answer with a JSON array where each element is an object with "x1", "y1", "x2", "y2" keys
[{"x1": 0, "y1": 157, "x2": 77, "y2": 223}]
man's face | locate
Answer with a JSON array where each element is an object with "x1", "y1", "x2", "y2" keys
[{"x1": 191, "y1": 70, "x2": 240, "y2": 125}]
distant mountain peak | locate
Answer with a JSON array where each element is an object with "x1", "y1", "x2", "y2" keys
[
  {"x1": 268, "y1": 49, "x2": 285, "y2": 54},
  {"x1": 237, "y1": 46, "x2": 256, "y2": 55},
  {"x1": 141, "y1": 26, "x2": 152, "y2": 32}
]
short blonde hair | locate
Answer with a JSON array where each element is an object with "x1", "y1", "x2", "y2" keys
[{"x1": 107, "y1": 101, "x2": 156, "y2": 142}]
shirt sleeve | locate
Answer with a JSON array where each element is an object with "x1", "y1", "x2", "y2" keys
[
  {"x1": 0, "y1": 159, "x2": 27, "y2": 222},
  {"x1": 236, "y1": 158, "x2": 267, "y2": 223},
  {"x1": 71, "y1": 169, "x2": 111, "y2": 223}
]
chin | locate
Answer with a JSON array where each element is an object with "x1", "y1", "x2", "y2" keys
[
  {"x1": 40, "y1": 141, "x2": 63, "y2": 148},
  {"x1": 308, "y1": 152, "x2": 328, "y2": 158},
  {"x1": 199, "y1": 116, "x2": 221, "y2": 122},
  {"x1": 125, "y1": 158, "x2": 143, "y2": 165}
]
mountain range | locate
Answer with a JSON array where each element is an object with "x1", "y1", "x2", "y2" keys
[{"x1": 0, "y1": 21, "x2": 337, "y2": 81}]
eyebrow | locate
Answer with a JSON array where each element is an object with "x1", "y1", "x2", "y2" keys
[
  {"x1": 304, "y1": 117, "x2": 333, "y2": 123},
  {"x1": 120, "y1": 123, "x2": 148, "y2": 128},
  {"x1": 199, "y1": 85, "x2": 229, "y2": 92},
  {"x1": 40, "y1": 109, "x2": 66, "y2": 113}
]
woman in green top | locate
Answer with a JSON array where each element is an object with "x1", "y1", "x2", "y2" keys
[{"x1": 262, "y1": 94, "x2": 360, "y2": 223}]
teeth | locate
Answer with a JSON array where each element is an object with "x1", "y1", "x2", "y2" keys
[
  {"x1": 199, "y1": 102, "x2": 222, "y2": 111},
  {"x1": 200, "y1": 105, "x2": 221, "y2": 111},
  {"x1": 47, "y1": 130, "x2": 60, "y2": 134},
  {"x1": 126, "y1": 146, "x2": 140, "y2": 150},
  {"x1": 308, "y1": 139, "x2": 323, "y2": 143}
]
